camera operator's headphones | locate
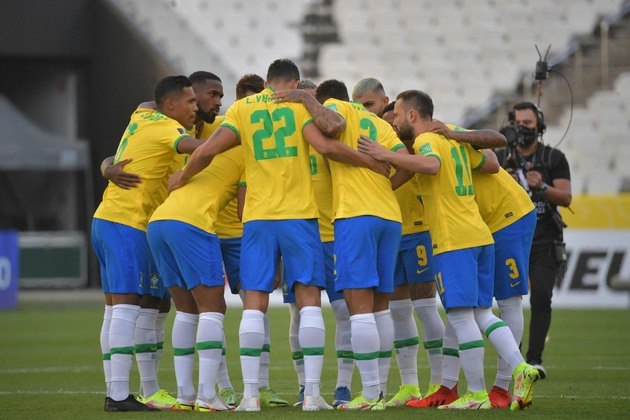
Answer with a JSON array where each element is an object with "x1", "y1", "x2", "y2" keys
[{"x1": 508, "y1": 102, "x2": 546, "y2": 136}]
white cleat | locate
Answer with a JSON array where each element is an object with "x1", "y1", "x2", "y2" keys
[
  {"x1": 194, "y1": 395, "x2": 231, "y2": 412},
  {"x1": 303, "y1": 395, "x2": 334, "y2": 411},
  {"x1": 235, "y1": 396, "x2": 260, "y2": 412}
]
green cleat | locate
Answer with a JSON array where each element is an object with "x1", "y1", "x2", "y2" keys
[
  {"x1": 140, "y1": 389, "x2": 179, "y2": 410},
  {"x1": 386, "y1": 384, "x2": 421, "y2": 407},
  {"x1": 424, "y1": 383, "x2": 441, "y2": 398},
  {"x1": 338, "y1": 394, "x2": 385, "y2": 411},
  {"x1": 511, "y1": 362, "x2": 540, "y2": 410},
  {"x1": 438, "y1": 390, "x2": 490, "y2": 410},
  {"x1": 258, "y1": 387, "x2": 289, "y2": 407},
  {"x1": 219, "y1": 387, "x2": 237, "y2": 408}
]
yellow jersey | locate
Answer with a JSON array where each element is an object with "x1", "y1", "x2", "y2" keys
[
  {"x1": 414, "y1": 132, "x2": 493, "y2": 254},
  {"x1": 221, "y1": 87, "x2": 318, "y2": 222},
  {"x1": 395, "y1": 173, "x2": 429, "y2": 235},
  {"x1": 310, "y1": 148, "x2": 334, "y2": 242},
  {"x1": 149, "y1": 146, "x2": 246, "y2": 234},
  {"x1": 473, "y1": 168, "x2": 535, "y2": 233},
  {"x1": 93, "y1": 108, "x2": 189, "y2": 231},
  {"x1": 324, "y1": 99, "x2": 403, "y2": 223}
]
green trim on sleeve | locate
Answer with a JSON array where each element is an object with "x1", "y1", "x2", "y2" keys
[
  {"x1": 472, "y1": 152, "x2": 487, "y2": 171},
  {"x1": 237, "y1": 181, "x2": 247, "y2": 187},
  {"x1": 391, "y1": 143, "x2": 406, "y2": 152},
  {"x1": 425, "y1": 153, "x2": 441, "y2": 163},
  {"x1": 220, "y1": 122, "x2": 240, "y2": 137},
  {"x1": 302, "y1": 118, "x2": 313, "y2": 129},
  {"x1": 172, "y1": 134, "x2": 188, "y2": 153}
]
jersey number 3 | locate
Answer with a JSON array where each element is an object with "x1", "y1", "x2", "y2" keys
[{"x1": 251, "y1": 108, "x2": 297, "y2": 160}]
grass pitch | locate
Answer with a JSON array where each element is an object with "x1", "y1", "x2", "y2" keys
[{"x1": 1, "y1": 294, "x2": 629, "y2": 419}]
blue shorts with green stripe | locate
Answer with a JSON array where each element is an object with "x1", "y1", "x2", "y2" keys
[
  {"x1": 394, "y1": 231, "x2": 434, "y2": 286},
  {"x1": 434, "y1": 244, "x2": 495, "y2": 310}
]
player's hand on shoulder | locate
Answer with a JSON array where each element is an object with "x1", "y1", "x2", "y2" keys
[
  {"x1": 106, "y1": 159, "x2": 142, "y2": 190},
  {"x1": 428, "y1": 119, "x2": 451, "y2": 137},
  {"x1": 168, "y1": 170, "x2": 186, "y2": 192},
  {"x1": 272, "y1": 89, "x2": 307, "y2": 104},
  {"x1": 358, "y1": 135, "x2": 388, "y2": 161}
]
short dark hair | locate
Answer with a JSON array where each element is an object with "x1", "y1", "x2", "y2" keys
[
  {"x1": 383, "y1": 100, "x2": 396, "y2": 114},
  {"x1": 266, "y1": 59, "x2": 300, "y2": 83},
  {"x1": 315, "y1": 79, "x2": 349, "y2": 104},
  {"x1": 236, "y1": 73, "x2": 265, "y2": 99},
  {"x1": 188, "y1": 71, "x2": 221, "y2": 85},
  {"x1": 396, "y1": 90, "x2": 433, "y2": 119},
  {"x1": 154, "y1": 75, "x2": 192, "y2": 107}
]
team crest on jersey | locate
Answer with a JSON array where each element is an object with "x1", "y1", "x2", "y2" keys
[
  {"x1": 419, "y1": 143, "x2": 433, "y2": 156},
  {"x1": 150, "y1": 272, "x2": 160, "y2": 290}
]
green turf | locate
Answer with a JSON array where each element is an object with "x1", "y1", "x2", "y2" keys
[{"x1": 1, "y1": 299, "x2": 629, "y2": 418}]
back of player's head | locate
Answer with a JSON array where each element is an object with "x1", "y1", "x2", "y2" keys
[
  {"x1": 383, "y1": 100, "x2": 396, "y2": 115},
  {"x1": 315, "y1": 79, "x2": 349, "y2": 104},
  {"x1": 154, "y1": 75, "x2": 192, "y2": 107},
  {"x1": 266, "y1": 59, "x2": 300, "y2": 84},
  {"x1": 512, "y1": 101, "x2": 546, "y2": 134},
  {"x1": 297, "y1": 79, "x2": 317, "y2": 90},
  {"x1": 352, "y1": 77, "x2": 385, "y2": 100},
  {"x1": 189, "y1": 71, "x2": 221, "y2": 85},
  {"x1": 396, "y1": 90, "x2": 433, "y2": 120},
  {"x1": 236, "y1": 73, "x2": 265, "y2": 99}
]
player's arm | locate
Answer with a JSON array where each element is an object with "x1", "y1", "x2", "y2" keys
[
  {"x1": 358, "y1": 136, "x2": 440, "y2": 175},
  {"x1": 475, "y1": 149, "x2": 500, "y2": 174},
  {"x1": 236, "y1": 185, "x2": 246, "y2": 221},
  {"x1": 429, "y1": 120, "x2": 506, "y2": 149},
  {"x1": 100, "y1": 156, "x2": 142, "y2": 189},
  {"x1": 169, "y1": 127, "x2": 239, "y2": 191},
  {"x1": 389, "y1": 149, "x2": 415, "y2": 190},
  {"x1": 273, "y1": 89, "x2": 345, "y2": 137},
  {"x1": 303, "y1": 123, "x2": 389, "y2": 176}
]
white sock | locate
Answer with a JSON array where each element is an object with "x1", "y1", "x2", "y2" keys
[
  {"x1": 258, "y1": 313, "x2": 271, "y2": 389},
  {"x1": 447, "y1": 309, "x2": 485, "y2": 392},
  {"x1": 389, "y1": 299, "x2": 419, "y2": 386},
  {"x1": 216, "y1": 331, "x2": 233, "y2": 390},
  {"x1": 100, "y1": 305, "x2": 113, "y2": 397},
  {"x1": 109, "y1": 304, "x2": 140, "y2": 401},
  {"x1": 155, "y1": 312, "x2": 168, "y2": 372},
  {"x1": 299, "y1": 306, "x2": 326, "y2": 398},
  {"x1": 239, "y1": 309, "x2": 265, "y2": 399},
  {"x1": 350, "y1": 313, "x2": 380, "y2": 400},
  {"x1": 197, "y1": 312, "x2": 224, "y2": 401},
  {"x1": 331, "y1": 299, "x2": 353, "y2": 389},
  {"x1": 289, "y1": 303, "x2": 305, "y2": 386},
  {"x1": 135, "y1": 308, "x2": 159, "y2": 397},
  {"x1": 495, "y1": 296, "x2": 524, "y2": 390},
  {"x1": 441, "y1": 319, "x2": 460, "y2": 389},
  {"x1": 474, "y1": 307, "x2": 524, "y2": 372},
  {"x1": 413, "y1": 298, "x2": 445, "y2": 385},
  {"x1": 172, "y1": 311, "x2": 198, "y2": 401},
  {"x1": 375, "y1": 309, "x2": 394, "y2": 395}
]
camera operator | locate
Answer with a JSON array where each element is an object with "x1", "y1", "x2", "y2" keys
[{"x1": 495, "y1": 102, "x2": 572, "y2": 379}]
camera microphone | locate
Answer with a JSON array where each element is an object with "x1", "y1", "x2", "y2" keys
[{"x1": 534, "y1": 44, "x2": 551, "y2": 81}]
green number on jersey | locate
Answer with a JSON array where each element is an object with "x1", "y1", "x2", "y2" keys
[
  {"x1": 450, "y1": 145, "x2": 475, "y2": 196},
  {"x1": 114, "y1": 122, "x2": 138, "y2": 163},
  {"x1": 359, "y1": 117, "x2": 377, "y2": 141},
  {"x1": 309, "y1": 155, "x2": 318, "y2": 175},
  {"x1": 251, "y1": 108, "x2": 298, "y2": 160}
]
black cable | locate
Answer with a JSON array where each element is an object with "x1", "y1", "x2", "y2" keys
[{"x1": 548, "y1": 67, "x2": 574, "y2": 150}]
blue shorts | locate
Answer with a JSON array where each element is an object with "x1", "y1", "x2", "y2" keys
[
  {"x1": 334, "y1": 216, "x2": 401, "y2": 293},
  {"x1": 240, "y1": 219, "x2": 325, "y2": 293},
  {"x1": 147, "y1": 220, "x2": 224, "y2": 291},
  {"x1": 283, "y1": 241, "x2": 343, "y2": 303},
  {"x1": 91, "y1": 218, "x2": 151, "y2": 295},
  {"x1": 493, "y1": 210, "x2": 536, "y2": 300},
  {"x1": 434, "y1": 244, "x2": 495, "y2": 310},
  {"x1": 394, "y1": 231, "x2": 434, "y2": 287},
  {"x1": 220, "y1": 237, "x2": 242, "y2": 295},
  {"x1": 148, "y1": 255, "x2": 169, "y2": 299}
]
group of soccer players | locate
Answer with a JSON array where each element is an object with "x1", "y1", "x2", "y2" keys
[{"x1": 92, "y1": 58, "x2": 541, "y2": 412}]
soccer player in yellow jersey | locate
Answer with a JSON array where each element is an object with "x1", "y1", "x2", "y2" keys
[
  {"x1": 146, "y1": 145, "x2": 245, "y2": 412},
  {"x1": 170, "y1": 59, "x2": 384, "y2": 412},
  {"x1": 359, "y1": 89, "x2": 538, "y2": 410},
  {"x1": 91, "y1": 75, "x2": 204, "y2": 412}
]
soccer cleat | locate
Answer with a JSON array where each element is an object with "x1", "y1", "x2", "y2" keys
[
  {"x1": 424, "y1": 383, "x2": 441, "y2": 398},
  {"x1": 511, "y1": 362, "x2": 540, "y2": 411},
  {"x1": 531, "y1": 363, "x2": 547, "y2": 379},
  {"x1": 302, "y1": 395, "x2": 333, "y2": 411},
  {"x1": 488, "y1": 386, "x2": 511, "y2": 409},
  {"x1": 194, "y1": 395, "x2": 232, "y2": 412},
  {"x1": 438, "y1": 390, "x2": 490, "y2": 410},
  {"x1": 293, "y1": 385, "x2": 305, "y2": 407},
  {"x1": 219, "y1": 387, "x2": 237, "y2": 408},
  {"x1": 173, "y1": 400, "x2": 194, "y2": 411},
  {"x1": 407, "y1": 385, "x2": 458, "y2": 408},
  {"x1": 258, "y1": 387, "x2": 289, "y2": 407},
  {"x1": 141, "y1": 388, "x2": 179, "y2": 410},
  {"x1": 337, "y1": 394, "x2": 385, "y2": 411},
  {"x1": 235, "y1": 396, "x2": 260, "y2": 412},
  {"x1": 386, "y1": 384, "x2": 421, "y2": 407},
  {"x1": 104, "y1": 394, "x2": 160, "y2": 412},
  {"x1": 332, "y1": 386, "x2": 351, "y2": 408}
]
